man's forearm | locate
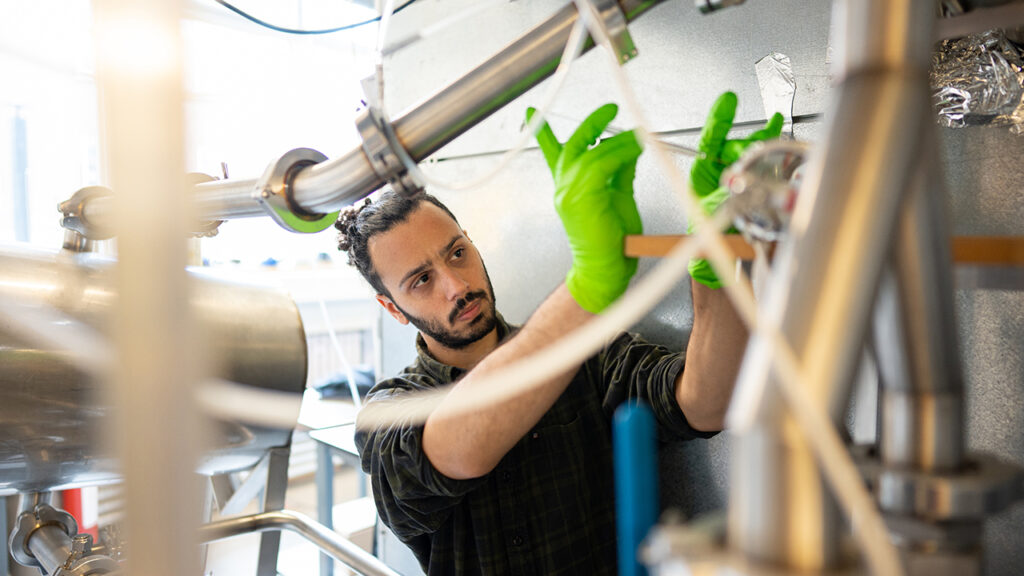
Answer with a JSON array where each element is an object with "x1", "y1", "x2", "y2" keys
[
  {"x1": 423, "y1": 284, "x2": 592, "y2": 480},
  {"x1": 676, "y1": 280, "x2": 749, "y2": 431}
]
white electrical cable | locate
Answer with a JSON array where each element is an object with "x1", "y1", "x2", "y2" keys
[
  {"x1": 196, "y1": 378, "x2": 304, "y2": 429},
  {"x1": 574, "y1": 2, "x2": 903, "y2": 575},
  {"x1": 394, "y1": 17, "x2": 591, "y2": 192},
  {"x1": 374, "y1": 0, "x2": 399, "y2": 111},
  {"x1": 382, "y1": 0, "x2": 508, "y2": 57},
  {"x1": 319, "y1": 298, "x2": 363, "y2": 410}
]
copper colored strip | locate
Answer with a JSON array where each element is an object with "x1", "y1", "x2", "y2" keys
[{"x1": 625, "y1": 235, "x2": 1024, "y2": 266}]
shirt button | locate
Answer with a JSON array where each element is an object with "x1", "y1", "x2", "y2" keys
[
  {"x1": 511, "y1": 535, "x2": 523, "y2": 547},
  {"x1": 502, "y1": 471, "x2": 512, "y2": 481}
]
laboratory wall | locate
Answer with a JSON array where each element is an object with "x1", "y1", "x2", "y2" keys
[{"x1": 377, "y1": 1, "x2": 1024, "y2": 573}]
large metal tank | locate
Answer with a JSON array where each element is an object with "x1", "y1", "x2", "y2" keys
[{"x1": 0, "y1": 244, "x2": 308, "y2": 495}]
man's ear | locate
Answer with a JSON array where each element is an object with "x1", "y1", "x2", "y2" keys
[
  {"x1": 463, "y1": 228, "x2": 472, "y2": 243},
  {"x1": 376, "y1": 294, "x2": 410, "y2": 325}
]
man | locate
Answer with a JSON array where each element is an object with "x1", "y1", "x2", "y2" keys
[{"x1": 340, "y1": 93, "x2": 782, "y2": 575}]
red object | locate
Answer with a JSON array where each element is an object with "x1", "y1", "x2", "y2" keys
[{"x1": 61, "y1": 489, "x2": 99, "y2": 539}]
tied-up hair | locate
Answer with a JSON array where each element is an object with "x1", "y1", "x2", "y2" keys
[{"x1": 335, "y1": 190, "x2": 460, "y2": 297}]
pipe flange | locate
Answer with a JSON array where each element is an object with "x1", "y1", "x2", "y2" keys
[
  {"x1": 59, "y1": 186, "x2": 115, "y2": 241},
  {"x1": 877, "y1": 453, "x2": 1024, "y2": 521},
  {"x1": 356, "y1": 107, "x2": 424, "y2": 197},
  {"x1": 253, "y1": 148, "x2": 340, "y2": 233},
  {"x1": 9, "y1": 503, "x2": 78, "y2": 568},
  {"x1": 63, "y1": 553, "x2": 122, "y2": 576}
]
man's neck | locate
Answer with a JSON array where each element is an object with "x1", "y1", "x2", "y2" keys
[{"x1": 423, "y1": 327, "x2": 500, "y2": 371}]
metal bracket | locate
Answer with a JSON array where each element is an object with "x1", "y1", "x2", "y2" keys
[
  {"x1": 580, "y1": 0, "x2": 637, "y2": 64},
  {"x1": 356, "y1": 107, "x2": 424, "y2": 197},
  {"x1": 253, "y1": 148, "x2": 340, "y2": 233},
  {"x1": 58, "y1": 186, "x2": 115, "y2": 241}
]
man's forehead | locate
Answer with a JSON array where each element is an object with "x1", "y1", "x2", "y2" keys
[{"x1": 369, "y1": 202, "x2": 464, "y2": 285}]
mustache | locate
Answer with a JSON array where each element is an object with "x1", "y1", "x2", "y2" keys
[{"x1": 449, "y1": 291, "x2": 488, "y2": 324}]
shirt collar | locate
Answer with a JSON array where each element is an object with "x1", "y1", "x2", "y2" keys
[{"x1": 413, "y1": 312, "x2": 515, "y2": 382}]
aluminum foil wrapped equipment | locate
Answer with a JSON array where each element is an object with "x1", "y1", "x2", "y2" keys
[{"x1": 932, "y1": 30, "x2": 1024, "y2": 132}]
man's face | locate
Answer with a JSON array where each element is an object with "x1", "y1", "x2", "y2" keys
[{"x1": 369, "y1": 202, "x2": 497, "y2": 350}]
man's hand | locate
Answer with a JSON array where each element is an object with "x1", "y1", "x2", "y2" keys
[
  {"x1": 527, "y1": 104, "x2": 643, "y2": 313},
  {"x1": 688, "y1": 92, "x2": 783, "y2": 288}
]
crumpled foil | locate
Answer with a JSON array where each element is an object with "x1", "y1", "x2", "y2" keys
[{"x1": 931, "y1": 30, "x2": 1024, "y2": 132}]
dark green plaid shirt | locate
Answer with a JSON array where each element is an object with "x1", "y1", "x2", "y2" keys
[{"x1": 355, "y1": 315, "x2": 716, "y2": 576}]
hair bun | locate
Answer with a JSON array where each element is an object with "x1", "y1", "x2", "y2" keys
[{"x1": 335, "y1": 198, "x2": 373, "y2": 252}]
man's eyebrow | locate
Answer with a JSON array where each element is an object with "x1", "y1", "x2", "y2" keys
[{"x1": 398, "y1": 234, "x2": 463, "y2": 288}]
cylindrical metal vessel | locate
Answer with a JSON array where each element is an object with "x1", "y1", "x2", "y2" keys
[{"x1": 0, "y1": 244, "x2": 308, "y2": 494}]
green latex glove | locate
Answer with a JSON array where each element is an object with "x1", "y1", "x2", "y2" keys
[
  {"x1": 688, "y1": 92, "x2": 784, "y2": 288},
  {"x1": 527, "y1": 104, "x2": 643, "y2": 313}
]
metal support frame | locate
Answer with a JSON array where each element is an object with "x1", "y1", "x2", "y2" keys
[
  {"x1": 316, "y1": 444, "x2": 335, "y2": 576},
  {"x1": 199, "y1": 510, "x2": 400, "y2": 576},
  {"x1": 255, "y1": 445, "x2": 292, "y2": 576}
]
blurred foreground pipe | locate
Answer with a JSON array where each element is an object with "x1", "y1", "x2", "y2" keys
[
  {"x1": 96, "y1": 2, "x2": 198, "y2": 573},
  {"x1": 727, "y1": 0, "x2": 935, "y2": 570}
]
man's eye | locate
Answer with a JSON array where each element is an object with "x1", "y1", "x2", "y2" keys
[
  {"x1": 412, "y1": 273, "x2": 429, "y2": 288},
  {"x1": 452, "y1": 247, "x2": 464, "y2": 259}
]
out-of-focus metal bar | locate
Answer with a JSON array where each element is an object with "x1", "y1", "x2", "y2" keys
[
  {"x1": 875, "y1": 136, "x2": 965, "y2": 472},
  {"x1": 78, "y1": 0, "x2": 667, "y2": 230},
  {"x1": 94, "y1": 3, "x2": 201, "y2": 576},
  {"x1": 728, "y1": 0, "x2": 935, "y2": 570},
  {"x1": 198, "y1": 510, "x2": 401, "y2": 576}
]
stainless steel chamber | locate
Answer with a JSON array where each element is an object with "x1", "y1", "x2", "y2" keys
[{"x1": 0, "y1": 244, "x2": 308, "y2": 495}]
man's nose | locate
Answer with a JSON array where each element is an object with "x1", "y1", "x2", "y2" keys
[{"x1": 438, "y1": 266, "x2": 470, "y2": 301}]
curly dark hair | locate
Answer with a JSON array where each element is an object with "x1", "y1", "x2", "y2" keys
[{"x1": 335, "y1": 190, "x2": 460, "y2": 297}]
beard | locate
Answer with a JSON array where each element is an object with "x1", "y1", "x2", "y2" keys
[{"x1": 397, "y1": 268, "x2": 498, "y2": 351}]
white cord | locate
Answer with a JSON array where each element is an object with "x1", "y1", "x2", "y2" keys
[
  {"x1": 374, "y1": 0, "x2": 399, "y2": 111},
  {"x1": 318, "y1": 299, "x2": 363, "y2": 410},
  {"x1": 382, "y1": 0, "x2": 508, "y2": 57},
  {"x1": 396, "y1": 17, "x2": 591, "y2": 192}
]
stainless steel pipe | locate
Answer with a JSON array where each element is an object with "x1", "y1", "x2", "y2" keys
[
  {"x1": 78, "y1": 0, "x2": 667, "y2": 230},
  {"x1": 728, "y1": 0, "x2": 936, "y2": 570},
  {"x1": 874, "y1": 136, "x2": 965, "y2": 472},
  {"x1": 198, "y1": 510, "x2": 401, "y2": 576}
]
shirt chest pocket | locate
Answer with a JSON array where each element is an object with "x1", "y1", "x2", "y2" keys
[{"x1": 520, "y1": 413, "x2": 592, "y2": 479}]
